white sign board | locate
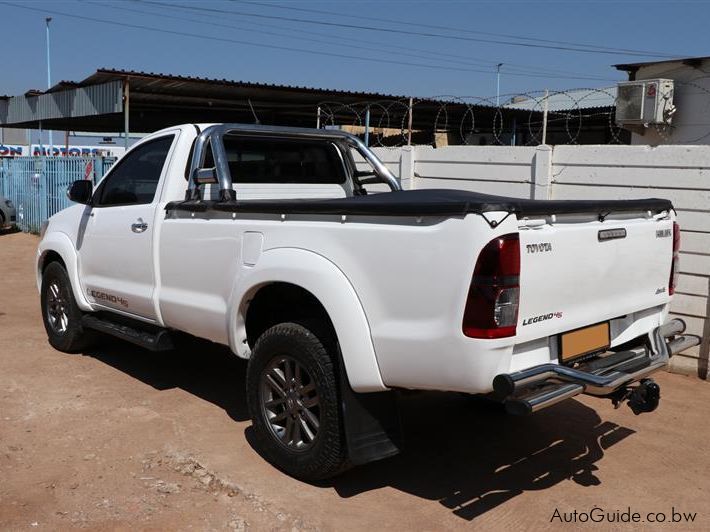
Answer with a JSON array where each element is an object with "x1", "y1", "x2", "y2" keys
[
  {"x1": 0, "y1": 144, "x2": 28, "y2": 156},
  {"x1": 31, "y1": 145, "x2": 126, "y2": 157}
]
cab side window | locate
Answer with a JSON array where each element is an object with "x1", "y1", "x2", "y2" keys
[{"x1": 95, "y1": 136, "x2": 174, "y2": 207}]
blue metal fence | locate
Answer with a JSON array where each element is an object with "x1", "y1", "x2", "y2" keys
[{"x1": 0, "y1": 156, "x2": 115, "y2": 233}]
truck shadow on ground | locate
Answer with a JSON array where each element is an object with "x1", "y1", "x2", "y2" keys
[
  {"x1": 84, "y1": 336, "x2": 634, "y2": 522},
  {"x1": 84, "y1": 333, "x2": 251, "y2": 422},
  {"x1": 327, "y1": 392, "x2": 635, "y2": 521}
]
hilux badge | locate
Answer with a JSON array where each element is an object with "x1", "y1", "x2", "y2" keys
[{"x1": 598, "y1": 228, "x2": 627, "y2": 241}]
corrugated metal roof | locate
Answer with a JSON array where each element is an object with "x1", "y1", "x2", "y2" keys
[
  {"x1": 2, "y1": 81, "x2": 122, "y2": 125},
  {"x1": 2, "y1": 68, "x2": 521, "y2": 130},
  {"x1": 81, "y1": 68, "x2": 509, "y2": 113},
  {"x1": 81, "y1": 67, "x2": 421, "y2": 101},
  {"x1": 504, "y1": 87, "x2": 616, "y2": 111},
  {"x1": 2, "y1": 68, "x2": 616, "y2": 135}
]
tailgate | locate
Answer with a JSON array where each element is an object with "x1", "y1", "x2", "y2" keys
[{"x1": 516, "y1": 215, "x2": 673, "y2": 344}]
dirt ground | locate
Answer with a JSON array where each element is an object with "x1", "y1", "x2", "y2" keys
[{"x1": 1, "y1": 231, "x2": 709, "y2": 531}]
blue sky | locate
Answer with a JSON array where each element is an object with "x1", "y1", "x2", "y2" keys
[{"x1": 1, "y1": 0, "x2": 708, "y2": 100}]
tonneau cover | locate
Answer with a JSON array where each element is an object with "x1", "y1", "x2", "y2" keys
[{"x1": 166, "y1": 189, "x2": 673, "y2": 218}]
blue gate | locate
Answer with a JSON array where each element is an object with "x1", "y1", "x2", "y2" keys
[{"x1": 0, "y1": 157, "x2": 115, "y2": 233}]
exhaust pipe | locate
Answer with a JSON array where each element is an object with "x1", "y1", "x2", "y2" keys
[{"x1": 497, "y1": 318, "x2": 699, "y2": 415}]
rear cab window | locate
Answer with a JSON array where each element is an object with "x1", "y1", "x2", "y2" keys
[
  {"x1": 197, "y1": 135, "x2": 351, "y2": 201},
  {"x1": 209, "y1": 136, "x2": 346, "y2": 185}
]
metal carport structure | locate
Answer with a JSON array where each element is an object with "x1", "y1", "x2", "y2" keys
[{"x1": 1, "y1": 68, "x2": 551, "y2": 147}]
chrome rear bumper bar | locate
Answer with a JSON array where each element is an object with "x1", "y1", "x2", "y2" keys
[{"x1": 493, "y1": 318, "x2": 700, "y2": 415}]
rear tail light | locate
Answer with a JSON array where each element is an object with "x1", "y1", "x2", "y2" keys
[
  {"x1": 669, "y1": 221, "x2": 680, "y2": 295},
  {"x1": 463, "y1": 233, "x2": 520, "y2": 339}
]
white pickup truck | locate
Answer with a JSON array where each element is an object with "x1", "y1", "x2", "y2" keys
[{"x1": 37, "y1": 123, "x2": 699, "y2": 480}]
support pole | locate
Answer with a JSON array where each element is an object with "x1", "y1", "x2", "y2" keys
[
  {"x1": 316, "y1": 106, "x2": 321, "y2": 129},
  {"x1": 364, "y1": 107, "x2": 370, "y2": 147},
  {"x1": 407, "y1": 97, "x2": 413, "y2": 146},
  {"x1": 123, "y1": 81, "x2": 130, "y2": 150},
  {"x1": 496, "y1": 63, "x2": 503, "y2": 107},
  {"x1": 541, "y1": 89, "x2": 549, "y2": 145},
  {"x1": 46, "y1": 17, "x2": 53, "y2": 154}
]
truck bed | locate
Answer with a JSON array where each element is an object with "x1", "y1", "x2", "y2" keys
[{"x1": 166, "y1": 189, "x2": 673, "y2": 218}]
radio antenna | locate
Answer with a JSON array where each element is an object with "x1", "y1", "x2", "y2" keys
[{"x1": 247, "y1": 99, "x2": 261, "y2": 124}]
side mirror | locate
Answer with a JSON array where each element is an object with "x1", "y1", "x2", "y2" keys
[
  {"x1": 67, "y1": 180, "x2": 93, "y2": 205},
  {"x1": 192, "y1": 167, "x2": 218, "y2": 185}
]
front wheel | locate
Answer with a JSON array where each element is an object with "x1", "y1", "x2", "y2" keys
[
  {"x1": 40, "y1": 262, "x2": 97, "y2": 353},
  {"x1": 246, "y1": 322, "x2": 347, "y2": 480}
]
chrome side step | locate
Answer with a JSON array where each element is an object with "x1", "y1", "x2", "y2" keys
[{"x1": 496, "y1": 319, "x2": 700, "y2": 415}]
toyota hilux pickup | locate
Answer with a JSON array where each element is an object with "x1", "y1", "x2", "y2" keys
[{"x1": 37, "y1": 123, "x2": 699, "y2": 480}]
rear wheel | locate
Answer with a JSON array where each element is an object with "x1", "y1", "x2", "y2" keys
[
  {"x1": 246, "y1": 322, "x2": 347, "y2": 480},
  {"x1": 40, "y1": 262, "x2": 97, "y2": 353}
]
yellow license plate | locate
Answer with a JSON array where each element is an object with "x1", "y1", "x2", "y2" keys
[{"x1": 559, "y1": 322, "x2": 610, "y2": 363}]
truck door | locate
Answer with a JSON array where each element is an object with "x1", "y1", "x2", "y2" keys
[{"x1": 78, "y1": 133, "x2": 177, "y2": 320}]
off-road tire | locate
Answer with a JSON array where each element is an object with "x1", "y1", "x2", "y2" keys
[
  {"x1": 246, "y1": 322, "x2": 347, "y2": 481},
  {"x1": 40, "y1": 262, "x2": 97, "y2": 353}
]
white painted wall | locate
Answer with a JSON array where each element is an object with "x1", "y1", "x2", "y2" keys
[
  {"x1": 630, "y1": 59, "x2": 710, "y2": 145},
  {"x1": 363, "y1": 144, "x2": 710, "y2": 377}
]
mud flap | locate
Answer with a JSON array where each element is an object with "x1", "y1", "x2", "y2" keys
[{"x1": 339, "y1": 371, "x2": 402, "y2": 466}]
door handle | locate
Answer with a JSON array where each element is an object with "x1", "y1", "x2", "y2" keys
[{"x1": 131, "y1": 218, "x2": 148, "y2": 233}]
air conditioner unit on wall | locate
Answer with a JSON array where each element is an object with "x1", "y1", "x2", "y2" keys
[{"x1": 616, "y1": 79, "x2": 675, "y2": 128}]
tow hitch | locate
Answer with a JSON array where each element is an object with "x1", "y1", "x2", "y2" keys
[{"x1": 610, "y1": 378, "x2": 661, "y2": 415}]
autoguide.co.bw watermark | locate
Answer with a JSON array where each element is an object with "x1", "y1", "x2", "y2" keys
[{"x1": 550, "y1": 506, "x2": 697, "y2": 524}]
